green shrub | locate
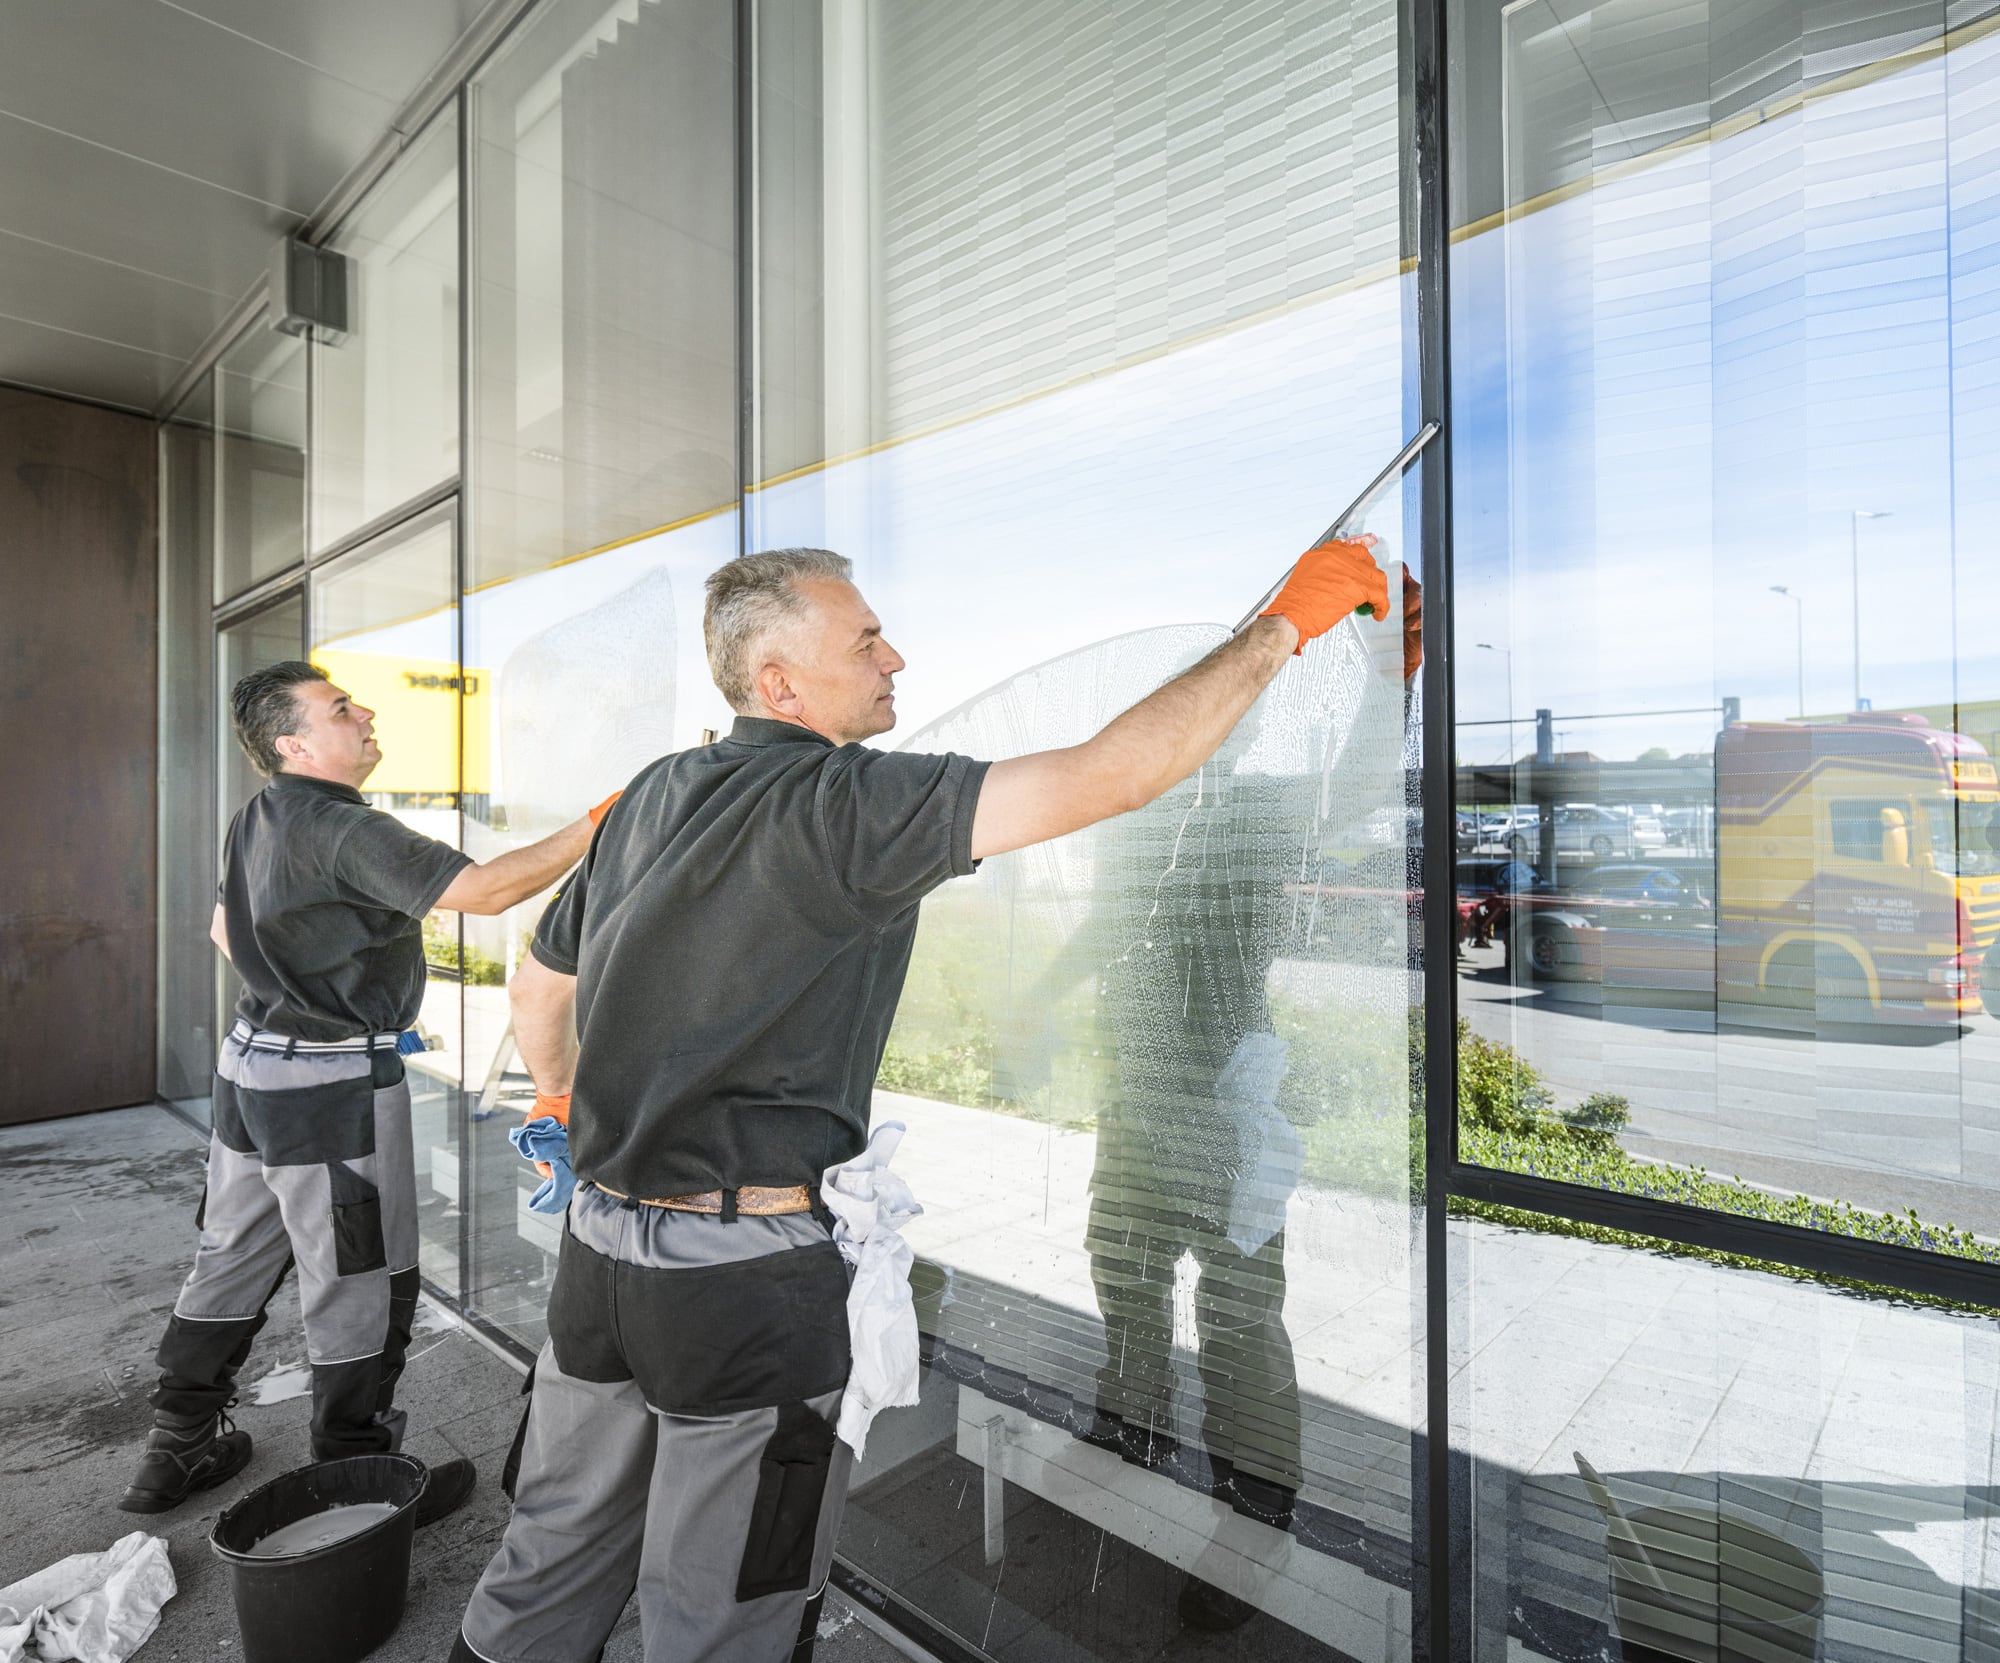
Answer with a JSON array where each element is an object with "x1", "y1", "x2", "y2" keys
[
  {"x1": 421, "y1": 917, "x2": 506, "y2": 986},
  {"x1": 1456, "y1": 1019, "x2": 1554, "y2": 1135},
  {"x1": 1455, "y1": 1029, "x2": 2000, "y2": 1315}
]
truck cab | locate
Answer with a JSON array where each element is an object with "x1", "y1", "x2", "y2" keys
[{"x1": 1716, "y1": 714, "x2": 2000, "y2": 1029}]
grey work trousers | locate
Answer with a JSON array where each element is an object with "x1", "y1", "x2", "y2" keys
[
  {"x1": 152, "y1": 1025, "x2": 419, "y2": 1459},
  {"x1": 460, "y1": 1189, "x2": 855, "y2": 1663}
]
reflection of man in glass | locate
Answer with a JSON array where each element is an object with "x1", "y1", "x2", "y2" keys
[{"x1": 1083, "y1": 747, "x2": 1307, "y2": 1527}]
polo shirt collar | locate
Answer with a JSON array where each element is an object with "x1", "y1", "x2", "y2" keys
[
  {"x1": 730, "y1": 716, "x2": 834, "y2": 749},
  {"x1": 269, "y1": 771, "x2": 367, "y2": 805}
]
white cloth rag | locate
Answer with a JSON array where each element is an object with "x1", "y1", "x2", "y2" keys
[
  {"x1": 821, "y1": 1121, "x2": 924, "y2": 1462},
  {"x1": 0, "y1": 1533, "x2": 175, "y2": 1663}
]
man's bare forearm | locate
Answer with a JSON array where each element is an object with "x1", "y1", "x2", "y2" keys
[
  {"x1": 1079, "y1": 614, "x2": 1298, "y2": 809},
  {"x1": 971, "y1": 614, "x2": 1298, "y2": 858},
  {"x1": 510, "y1": 954, "x2": 580, "y2": 1095},
  {"x1": 438, "y1": 817, "x2": 593, "y2": 916}
]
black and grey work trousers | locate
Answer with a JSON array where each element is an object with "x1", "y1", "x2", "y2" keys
[
  {"x1": 459, "y1": 1185, "x2": 855, "y2": 1663},
  {"x1": 151, "y1": 1023, "x2": 419, "y2": 1461}
]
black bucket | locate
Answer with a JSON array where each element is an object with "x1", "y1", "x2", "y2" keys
[{"x1": 210, "y1": 1453, "x2": 425, "y2": 1663}]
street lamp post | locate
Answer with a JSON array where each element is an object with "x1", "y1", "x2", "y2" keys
[
  {"x1": 1769, "y1": 585, "x2": 1804, "y2": 718},
  {"x1": 1849, "y1": 509, "x2": 1890, "y2": 710}
]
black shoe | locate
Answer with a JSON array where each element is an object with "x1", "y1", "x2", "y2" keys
[
  {"x1": 415, "y1": 1455, "x2": 478, "y2": 1526},
  {"x1": 118, "y1": 1406, "x2": 253, "y2": 1514},
  {"x1": 1178, "y1": 1574, "x2": 1257, "y2": 1633},
  {"x1": 1225, "y1": 1471, "x2": 1297, "y2": 1531}
]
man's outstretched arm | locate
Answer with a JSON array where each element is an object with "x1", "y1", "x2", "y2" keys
[
  {"x1": 436, "y1": 794, "x2": 619, "y2": 917},
  {"x1": 970, "y1": 538, "x2": 1387, "y2": 860}
]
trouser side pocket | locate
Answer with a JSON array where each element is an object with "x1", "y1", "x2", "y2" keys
[
  {"x1": 736, "y1": 1401, "x2": 838, "y2": 1602},
  {"x1": 328, "y1": 1164, "x2": 387, "y2": 1275}
]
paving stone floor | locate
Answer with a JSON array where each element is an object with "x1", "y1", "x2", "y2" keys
[{"x1": 0, "y1": 1103, "x2": 909, "y2": 1663}]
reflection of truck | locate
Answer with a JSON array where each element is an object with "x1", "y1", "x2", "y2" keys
[{"x1": 1717, "y1": 715, "x2": 2000, "y2": 1026}]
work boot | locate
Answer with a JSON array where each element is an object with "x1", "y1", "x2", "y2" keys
[
  {"x1": 1177, "y1": 1573, "x2": 1256, "y2": 1633},
  {"x1": 118, "y1": 1405, "x2": 253, "y2": 1513},
  {"x1": 415, "y1": 1455, "x2": 477, "y2": 1526}
]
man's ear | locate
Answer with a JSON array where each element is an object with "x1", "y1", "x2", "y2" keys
[
  {"x1": 754, "y1": 661, "x2": 801, "y2": 717},
  {"x1": 273, "y1": 731, "x2": 310, "y2": 765}
]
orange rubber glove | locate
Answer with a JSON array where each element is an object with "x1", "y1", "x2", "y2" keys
[
  {"x1": 588, "y1": 792, "x2": 621, "y2": 828},
  {"x1": 1260, "y1": 537, "x2": 1390, "y2": 655},
  {"x1": 1401, "y1": 563, "x2": 1422, "y2": 681},
  {"x1": 527, "y1": 1092, "x2": 570, "y2": 1178},
  {"x1": 533, "y1": 1091, "x2": 571, "y2": 1126}
]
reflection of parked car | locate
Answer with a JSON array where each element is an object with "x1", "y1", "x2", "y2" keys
[
  {"x1": 1508, "y1": 805, "x2": 1640, "y2": 859},
  {"x1": 1584, "y1": 863, "x2": 1705, "y2": 904},
  {"x1": 1493, "y1": 861, "x2": 1712, "y2": 981}
]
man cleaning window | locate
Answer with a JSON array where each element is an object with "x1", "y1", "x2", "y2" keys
[
  {"x1": 452, "y1": 536, "x2": 1393, "y2": 1662},
  {"x1": 121, "y1": 661, "x2": 613, "y2": 1524}
]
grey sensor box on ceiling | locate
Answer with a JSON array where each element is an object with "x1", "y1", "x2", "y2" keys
[{"x1": 270, "y1": 237, "x2": 351, "y2": 344}]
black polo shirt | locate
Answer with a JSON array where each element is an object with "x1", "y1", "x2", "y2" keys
[
  {"x1": 533, "y1": 717, "x2": 989, "y2": 1197},
  {"x1": 221, "y1": 773, "x2": 471, "y2": 1042}
]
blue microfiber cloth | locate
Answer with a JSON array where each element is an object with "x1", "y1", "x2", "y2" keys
[
  {"x1": 396, "y1": 1029, "x2": 428, "y2": 1055},
  {"x1": 507, "y1": 1116, "x2": 575, "y2": 1215}
]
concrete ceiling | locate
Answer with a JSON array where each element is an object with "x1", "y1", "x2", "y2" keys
[{"x1": 0, "y1": 0, "x2": 492, "y2": 416}]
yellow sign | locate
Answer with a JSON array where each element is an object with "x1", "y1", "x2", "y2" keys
[{"x1": 312, "y1": 648, "x2": 492, "y2": 796}]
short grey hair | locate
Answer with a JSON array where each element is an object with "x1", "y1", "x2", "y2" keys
[{"x1": 703, "y1": 547, "x2": 854, "y2": 711}]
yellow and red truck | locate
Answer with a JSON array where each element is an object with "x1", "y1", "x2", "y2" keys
[{"x1": 1717, "y1": 714, "x2": 2000, "y2": 1027}]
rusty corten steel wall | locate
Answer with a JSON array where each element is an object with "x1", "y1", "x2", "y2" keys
[{"x1": 0, "y1": 386, "x2": 158, "y2": 1123}]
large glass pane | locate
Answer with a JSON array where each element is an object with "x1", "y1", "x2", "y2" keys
[
  {"x1": 312, "y1": 110, "x2": 461, "y2": 551},
  {"x1": 1448, "y1": 0, "x2": 2000, "y2": 1259},
  {"x1": 462, "y1": 0, "x2": 740, "y2": 1338},
  {"x1": 215, "y1": 322, "x2": 306, "y2": 601},
  {"x1": 159, "y1": 376, "x2": 217, "y2": 1124},
  {"x1": 757, "y1": 3, "x2": 1423, "y2": 1657},
  {"x1": 310, "y1": 511, "x2": 464, "y2": 1291},
  {"x1": 1454, "y1": 1215, "x2": 2000, "y2": 1662},
  {"x1": 215, "y1": 593, "x2": 305, "y2": 1053},
  {"x1": 467, "y1": 0, "x2": 736, "y2": 590}
]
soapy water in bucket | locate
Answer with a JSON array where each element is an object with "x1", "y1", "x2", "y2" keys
[{"x1": 245, "y1": 1502, "x2": 402, "y2": 1558}]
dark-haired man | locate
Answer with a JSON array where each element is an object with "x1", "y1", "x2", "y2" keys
[
  {"x1": 453, "y1": 536, "x2": 1391, "y2": 1662},
  {"x1": 121, "y1": 660, "x2": 613, "y2": 1520}
]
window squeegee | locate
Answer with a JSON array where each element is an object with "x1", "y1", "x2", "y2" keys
[{"x1": 1230, "y1": 421, "x2": 1441, "y2": 636}]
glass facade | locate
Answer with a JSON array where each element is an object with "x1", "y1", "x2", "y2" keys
[
  {"x1": 1453, "y1": 1213, "x2": 2000, "y2": 1661},
  {"x1": 1448, "y1": 0, "x2": 2000, "y2": 1244},
  {"x1": 750, "y1": 3, "x2": 1421, "y2": 1654},
  {"x1": 149, "y1": 1, "x2": 2000, "y2": 1657},
  {"x1": 214, "y1": 323, "x2": 305, "y2": 602},
  {"x1": 311, "y1": 110, "x2": 461, "y2": 553}
]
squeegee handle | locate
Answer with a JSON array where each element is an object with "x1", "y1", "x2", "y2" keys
[{"x1": 1231, "y1": 421, "x2": 1441, "y2": 637}]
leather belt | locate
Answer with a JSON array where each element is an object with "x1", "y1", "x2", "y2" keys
[{"x1": 592, "y1": 1183, "x2": 814, "y2": 1217}]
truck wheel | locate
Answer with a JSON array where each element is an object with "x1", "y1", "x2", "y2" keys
[
  {"x1": 1590, "y1": 834, "x2": 1614, "y2": 857},
  {"x1": 1767, "y1": 944, "x2": 1872, "y2": 1022},
  {"x1": 1509, "y1": 833, "x2": 1531, "y2": 856},
  {"x1": 1815, "y1": 946, "x2": 1874, "y2": 1024}
]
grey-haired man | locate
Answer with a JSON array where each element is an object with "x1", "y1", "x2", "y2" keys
[
  {"x1": 452, "y1": 535, "x2": 1388, "y2": 1662},
  {"x1": 124, "y1": 660, "x2": 611, "y2": 1521}
]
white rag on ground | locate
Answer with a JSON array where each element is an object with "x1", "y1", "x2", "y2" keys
[
  {"x1": 821, "y1": 1121, "x2": 924, "y2": 1462},
  {"x1": 0, "y1": 1533, "x2": 175, "y2": 1663}
]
